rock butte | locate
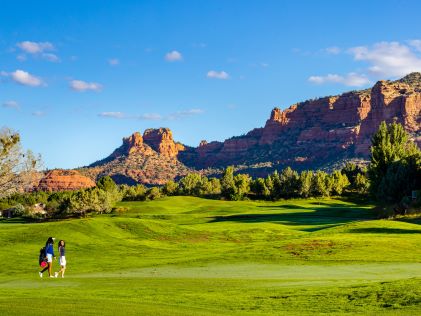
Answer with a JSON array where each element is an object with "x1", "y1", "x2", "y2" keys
[
  {"x1": 74, "y1": 73, "x2": 420, "y2": 186},
  {"x1": 38, "y1": 169, "x2": 96, "y2": 192}
]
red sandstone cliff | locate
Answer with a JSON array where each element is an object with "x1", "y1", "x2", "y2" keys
[
  {"x1": 38, "y1": 169, "x2": 96, "y2": 192},
  {"x1": 84, "y1": 73, "x2": 421, "y2": 184},
  {"x1": 85, "y1": 129, "x2": 191, "y2": 185},
  {"x1": 182, "y1": 73, "x2": 420, "y2": 169}
]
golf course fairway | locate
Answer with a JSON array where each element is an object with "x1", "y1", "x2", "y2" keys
[{"x1": 0, "y1": 196, "x2": 420, "y2": 315}]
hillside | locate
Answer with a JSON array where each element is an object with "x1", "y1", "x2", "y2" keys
[
  {"x1": 1, "y1": 197, "x2": 420, "y2": 315},
  {"x1": 78, "y1": 73, "x2": 421, "y2": 185}
]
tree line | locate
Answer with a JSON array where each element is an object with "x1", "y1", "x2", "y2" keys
[{"x1": 0, "y1": 121, "x2": 420, "y2": 219}]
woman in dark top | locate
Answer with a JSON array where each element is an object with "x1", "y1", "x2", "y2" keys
[
  {"x1": 55, "y1": 240, "x2": 66, "y2": 278},
  {"x1": 39, "y1": 237, "x2": 55, "y2": 278}
]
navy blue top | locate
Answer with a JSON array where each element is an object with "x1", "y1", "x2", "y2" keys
[
  {"x1": 59, "y1": 246, "x2": 65, "y2": 257},
  {"x1": 45, "y1": 243, "x2": 54, "y2": 256}
]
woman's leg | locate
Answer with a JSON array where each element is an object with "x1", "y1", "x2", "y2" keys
[
  {"x1": 61, "y1": 265, "x2": 66, "y2": 277},
  {"x1": 48, "y1": 261, "x2": 53, "y2": 276},
  {"x1": 40, "y1": 263, "x2": 49, "y2": 274}
]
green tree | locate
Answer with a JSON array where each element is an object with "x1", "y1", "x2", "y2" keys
[
  {"x1": 298, "y1": 171, "x2": 313, "y2": 198},
  {"x1": 251, "y1": 178, "x2": 270, "y2": 199},
  {"x1": 208, "y1": 177, "x2": 221, "y2": 196},
  {"x1": 146, "y1": 187, "x2": 161, "y2": 200},
  {"x1": 221, "y1": 166, "x2": 236, "y2": 200},
  {"x1": 279, "y1": 167, "x2": 300, "y2": 198},
  {"x1": 179, "y1": 173, "x2": 202, "y2": 196},
  {"x1": 330, "y1": 170, "x2": 350, "y2": 195},
  {"x1": 311, "y1": 170, "x2": 331, "y2": 197},
  {"x1": 369, "y1": 121, "x2": 421, "y2": 202},
  {"x1": 162, "y1": 180, "x2": 179, "y2": 196},
  {"x1": 354, "y1": 173, "x2": 369, "y2": 194},
  {"x1": 233, "y1": 173, "x2": 251, "y2": 200},
  {"x1": 97, "y1": 176, "x2": 117, "y2": 192},
  {"x1": 123, "y1": 184, "x2": 146, "y2": 201}
]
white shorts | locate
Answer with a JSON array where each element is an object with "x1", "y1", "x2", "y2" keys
[
  {"x1": 59, "y1": 256, "x2": 66, "y2": 267},
  {"x1": 46, "y1": 254, "x2": 53, "y2": 263}
]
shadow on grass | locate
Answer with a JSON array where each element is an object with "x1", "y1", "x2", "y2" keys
[
  {"x1": 208, "y1": 204, "x2": 376, "y2": 230},
  {"x1": 348, "y1": 227, "x2": 421, "y2": 234}
]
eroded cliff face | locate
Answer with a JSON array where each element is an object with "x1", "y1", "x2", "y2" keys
[
  {"x1": 143, "y1": 128, "x2": 185, "y2": 158},
  {"x1": 189, "y1": 73, "x2": 421, "y2": 169},
  {"x1": 84, "y1": 129, "x2": 191, "y2": 185},
  {"x1": 37, "y1": 170, "x2": 96, "y2": 192},
  {"x1": 83, "y1": 73, "x2": 421, "y2": 185}
]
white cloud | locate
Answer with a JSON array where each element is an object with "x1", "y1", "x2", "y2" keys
[
  {"x1": 16, "y1": 54, "x2": 27, "y2": 62},
  {"x1": 16, "y1": 41, "x2": 60, "y2": 63},
  {"x1": 348, "y1": 41, "x2": 421, "y2": 77},
  {"x1": 108, "y1": 58, "x2": 120, "y2": 66},
  {"x1": 70, "y1": 80, "x2": 102, "y2": 92},
  {"x1": 42, "y1": 53, "x2": 60, "y2": 62},
  {"x1": 98, "y1": 109, "x2": 203, "y2": 121},
  {"x1": 308, "y1": 72, "x2": 370, "y2": 87},
  {"x1": 165, "y1": 50, "x2": 183, "y2": 62},
  {"x1": 32, "y1": 111, "x2": 46, "y2": 117},
  {"x1": 408, "y1": 39, "x2": 421, "y2": 52},
  {"x1": 7, "y1": 70, "x2": 44, "y2": 87},
  {"x1": 2, "y1": 100, "x2": 19, "y2": 110},
  {"x1": 98, "y1": 112, "x2": 125, "y2": 119},
  {"x1": 139, "y1": 113, "x2": 162, "y2": 120},
  {"x1": 207, "y1": 70, "x2": 229, "y2": 80},
  {"x1": 17, "y1": 41, "x2": 54, "y2": 54},
  {"x1": 324, "y1": 46, "x2": 341, "y2": 54},
  {"x1": 98, "y1": 112, "x2": 162, "y2": 120},
  {"x1": 167, "y1": 108, "x2": 204, "y2": 120}
]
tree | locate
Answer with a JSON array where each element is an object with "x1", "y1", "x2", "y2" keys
[
  {"x1": 368, "y1": 121, "x2": 421, "y2": 202},
  {"x1": 354, "y1": 173, "x2": 369, "y2": 194},
  {"x1": 208, "y1": 177, "x2": 221, "y2": 196},
  {"x1": 0, "y1": 128, "x2": 42, "y2": 198},
  {"x1": 298, "y1": 171, "x2": 313, "y2": 198},
  {"x1": 97, "y1": 176, "x2": 117, "y2": 192},
  {"x1": 312, "y1": 170, "x2": 331, "y2": 197},
  {"x1": 278, "y1": 167, "x2": 300, "y2": 198},
  {"x1": 179, "y1": 173, "x2": 202, "y2": 196},
  {"x1": 162, "y1": 180, "x2": 179, "y2": 196},
  {"x1": 123, "y1": 184, "x2": 146, "y2": 201},
  {"x1": 233, "y1": 173, "x2": 251, "y2": 200},
  {"x1": 251, "y1": 178, "x2": 270, "y2": 199},
  {"x1": 146, "y1": 187, "x2": 161, "y2": 200},
  {"x1": 220, "y1": 166, "x2": 236, "y2": 199},
  {"x1": 330, "y1": 170, "x2": 350, "y2": 195}
]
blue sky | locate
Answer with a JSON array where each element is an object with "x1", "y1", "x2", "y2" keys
[{"x1": 2, "y1": 0, "x2": 421, "y2": 169}]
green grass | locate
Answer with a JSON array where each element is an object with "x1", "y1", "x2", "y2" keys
[{"x1": 0, "y1": 196, "x2": 420, "y2": 315}]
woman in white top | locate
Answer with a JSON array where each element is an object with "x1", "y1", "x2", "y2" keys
[{"x1": 55, "y1": 240, "x2": 66, "y2": 278}]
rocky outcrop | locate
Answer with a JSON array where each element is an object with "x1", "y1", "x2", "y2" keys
[
  {"x1": 38, "y1": 170, "x2": 96, "y2": 192},
  {"x1": 84, "y1": 128, "x2": 191, "y2": 185},
  {"x1": 83, "y1": 73, "x2": 421, "y2": 184},
  {"x1": 183, "y1": 73, "x2": 420, "y2": 170},
  {"x1": 143, "y1": 128, "x2": 185, "y2": 158}
]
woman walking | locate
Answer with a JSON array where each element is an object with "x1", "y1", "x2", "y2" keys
[
  {"x1": 55, "y1": 240, "x2": 66, "y2": 278},
  {"x1": 39, "y1": 237, "x2": 55, "y2": 278}
]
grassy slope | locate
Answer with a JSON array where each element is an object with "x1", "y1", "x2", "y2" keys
[{"x1": 0, "y1": 196, "x2": 420, "y2": 315}]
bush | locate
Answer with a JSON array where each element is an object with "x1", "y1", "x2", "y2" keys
[
  {"x1": 10, "y1": 203, "x2": 25, "y2": 217},
  {"x1": 146, "y1": 187, "x2": 161, "y2": 200}
]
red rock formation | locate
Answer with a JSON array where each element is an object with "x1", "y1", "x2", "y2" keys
[
  {"x1": 38, "y1": 169, "x2": 96, "y2": 192},
  {"x1": 143, "y1": 128, "x2": 185, "y2": 158},
  {"x1": 187, "y1": 73, "x2": 421, "y2": 169},
  {"x1": 84, "y1": 73, "x2": 421, "y2": 184}
]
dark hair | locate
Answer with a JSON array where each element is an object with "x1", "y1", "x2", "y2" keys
[
  {"x1": 58, "y1": 240, "x2": 65, "y2": 249},
  {"x1": 46, "y1": 237, "x2": 54, "y2": 244}
]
